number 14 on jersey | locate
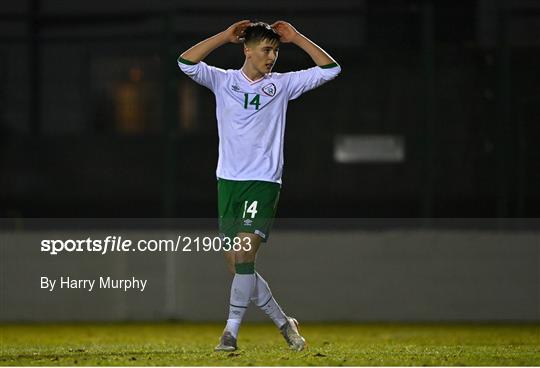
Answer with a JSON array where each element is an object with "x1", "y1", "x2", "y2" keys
[{"x1": 243, "y1": 93, "x2": 261, "y2": 110}]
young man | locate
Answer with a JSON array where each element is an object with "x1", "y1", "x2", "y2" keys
[{"x1": 178, "y1": 20, "x2": 340, "y2": 351}]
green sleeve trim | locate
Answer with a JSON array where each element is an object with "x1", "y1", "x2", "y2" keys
[
  {"x1": 177, "y1": 56, "x2": 197, "y2": 65},
  {"x1": 319, "y1": 62, "x2": 339, "y2": 69}
]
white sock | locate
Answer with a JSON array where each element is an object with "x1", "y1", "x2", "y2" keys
[
  {"x1": 224, "y1": 318, "x2": 241, "y2": 338},
  {"x1": 251, "y1": 272, "x2": 288, "y2": 328},
  {"x1": 225, "y1": 272, "x2": 256, "y2": 338}
]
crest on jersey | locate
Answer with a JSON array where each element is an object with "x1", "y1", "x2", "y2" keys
[{"x1": 262, "y1": 83, "x2": 276, "y2": 97}]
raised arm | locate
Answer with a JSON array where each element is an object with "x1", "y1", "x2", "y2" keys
[
  {"x1": 271, "y1": 21, "x2": 337, "y2": 66},
  {"x1": 180, "y1": 20, "x2": 251, "y2": 63}
]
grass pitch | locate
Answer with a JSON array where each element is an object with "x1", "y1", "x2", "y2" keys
[{"x1": 1, "y1": 322, "x2": 538, "y2": 366}]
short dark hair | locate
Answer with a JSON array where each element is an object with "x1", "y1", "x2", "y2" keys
[{"x1": 244, "y1": 22, "x2": 280, "y2": 46}]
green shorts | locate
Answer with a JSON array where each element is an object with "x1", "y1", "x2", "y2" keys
[{"x1": 218, "y1": 178, "x2": 281, "y2": 242}]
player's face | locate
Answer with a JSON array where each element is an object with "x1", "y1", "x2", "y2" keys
[{"x1": 245, "y1": 39, "x2": 279, "y2": 75}]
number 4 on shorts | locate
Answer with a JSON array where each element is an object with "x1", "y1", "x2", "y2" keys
[{"x1": 243, "y1": 201, "x2": 258, "y2": 219}]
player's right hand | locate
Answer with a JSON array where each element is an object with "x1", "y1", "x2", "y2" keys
[{"x1": 224, "y1": 20, "x2": 252, "y2": 44}]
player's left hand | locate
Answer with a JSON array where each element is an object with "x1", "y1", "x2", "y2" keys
[{"x1": 271, "y1": 21, "x2": 299, "y2": 43}]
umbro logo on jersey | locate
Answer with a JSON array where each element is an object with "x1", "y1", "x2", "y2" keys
[
  {"x1": 262, "y1": 83, "x2": 276, "y2": 97},
  {"x1": 243, "y1": 219, "x2": 253, "y2": 226},
  {"x1": 231, "y1": 84, "x2": 241, "y2": 92}
]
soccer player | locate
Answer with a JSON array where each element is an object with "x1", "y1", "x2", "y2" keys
[{"x1": 178, "y1": 20, "x2": 340, "y2": 351}]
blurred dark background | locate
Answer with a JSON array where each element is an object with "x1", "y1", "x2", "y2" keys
[{"x1": 0, "y1": 0, "x2": 539, "y2": 218}]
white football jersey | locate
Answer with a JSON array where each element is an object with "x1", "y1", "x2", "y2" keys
[{"x1": 178, "y1": 57, "x2": 341, "y2": 184}]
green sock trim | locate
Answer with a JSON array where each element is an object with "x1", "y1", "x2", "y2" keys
[
  {"x1": 319, "y1": 62, "x2": 339, "y2": 69},
  {"x1": 235, "y1": 262, "x2": 255, "y2": 274},
  {"x1": 177, "y1": 56, "x2": 197, "y2": 65}
]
